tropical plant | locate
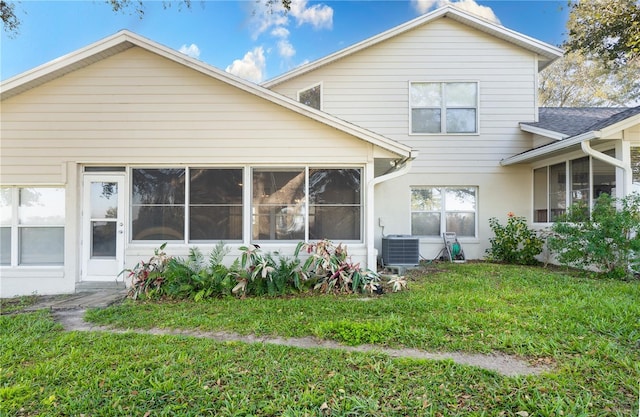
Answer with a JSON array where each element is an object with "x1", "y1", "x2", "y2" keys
[
  {"x1": 121, "y1": 242, "x2": 171, "y2": 299},
  {"x1": 297, "y1": 240, "x2": 382, "y2": 294},
  {"x1": 486, "y1": 212, "x2": 544, "y2": 265},
  {"x1": 548, "y1": 193, "x2": 640, "y2": 279}
]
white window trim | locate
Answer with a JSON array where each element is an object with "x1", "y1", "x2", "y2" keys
[
  {"x1": 297, "y1": 82, "x2": 323, "y2": 111},
  {"x1": 408, "y1": 80, "x2": 480, "y2": 136},
  {"x1": 410, "y1": 186, "x2": 479, "y2": 240}
]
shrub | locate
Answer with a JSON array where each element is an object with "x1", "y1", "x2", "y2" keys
[
  {"x1": 548, "y1": 193, "x2": 640, "y2": 280},
  {"x1": 486, "y1": 213, "x2": 543, "y2": 265},
  {"x1": 123, "y1": 243, "x2": 171, "y2": 300}
]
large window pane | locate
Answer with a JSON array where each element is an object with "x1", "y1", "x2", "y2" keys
[
  {"x1": 132, "y1": 169, "x2": 185, "y2": 205},
  {"x1": 533, "y1": 167, "x2": 548, "y2": 222},
  {"x1": 411, "y1": 188, "x2": 441, "y2": 211},
  {"x1": 446, "y1": 212, "x2": 475, "y2": 237},
  {"x1": 410, "y1": 83, "x2": 441, "y2": 106},
  {"x1": 190, "y1": 206, "x2": 242, "y2": 240},
  {"x1": 570, "y1": 157, "x2": 590, "y2": 206},
  {"x1": 446, "y1": 109, "x2": 476, "y2": 133},
  {"x1": 190, "y1": 169, "x2": 243, "y2": 241},
  {"x1": 0, "y1": 188, "x2": 11, "y2": 225},
  {"x1": 445, "y1": 82, "x2": 477, "y2": 106},
  {"x1": 592, "y1": 150, "x2": 616, "y2": 199},
  {"x1": 19, "y1": 227, "x2": 64, "y2": 265},
  {"x1": 411, "y1": 212, "x2": 441, "y2": 236},
  {"x1": 132, "y1": 206, "x2": 184, "y2": 240},
  {"x1": 310, "y1": 206, "x2": 360, "y2": 240},
  {"x1": 309, "y1": 169, "x2": 361, "y2": 240},
  {"x1": 132, "y1": 169, "x2": 185, "y2": 241},
  {"x1": 18, "y1": 188, "x2": 65, "y2": 225},
  {"x1": 549, "y1": 162, "x2": 566, "y2": 221},
  {"x1": 1, "y1": 227, "x2": 10, "y2": 265},
  {"x1": 253, "y1": 169, "x2": 305, "y2": 240},
  {"x1": 412, "y1": 109, "x2": 441, "y2": 133},
  {"x1": 632, "y1": 147, "x2": 640, "y2": 192},
  {"x1": 445, "y1": 188, "x2": 476, "y2": 211}
]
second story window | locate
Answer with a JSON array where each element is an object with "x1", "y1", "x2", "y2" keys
[
  {"x1": 410, "y1": 82, "x2": 478, "y2": 134},
  {"x1": 298, "y1": 83, "x2": 322, "y2": 110}
]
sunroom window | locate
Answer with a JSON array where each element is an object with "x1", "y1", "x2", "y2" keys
[
  {"x1": 411, "y1": 186, "x2": 477, "y2": 237},
  {"x1": 410, "y1": 82, "x2": 478, "y2": 134},
  {"x1": 632, "y1": 147, "x2": 640, "y2": 192},
  {"x1": 533, "y1": 150, "x2": 617, "y2": 222},
  {"x1": 1, "y1": 187, "x2": 65, "y2": 266}
]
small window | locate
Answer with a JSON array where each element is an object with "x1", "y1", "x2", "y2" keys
[
  {"x1": 298, "y1": 84, "x2": 322, "y2": 110},
  {"x1": 410, "y1": 82, "x2": 478, "y2": 134},
  {"x1": 411, "y1": 186, "x2": 477, "y2": 237}
]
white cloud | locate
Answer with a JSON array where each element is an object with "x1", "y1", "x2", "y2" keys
[
  {"x1": 271, "y1": 27, "x2": 290, "y2": 39},
  {"x1": 179, "y1": 43, "x2": 201, "y2": 59},
  {"x1": 411, "y1": 0, "x2": 500, "y2": 24},
  {"x1": 290, "y1": 0, "x2": 333, "y2": 29},
  {"x1": 225, "y1": 47, "x2": 266, "y2": 83},
  {"x1": 277, "y1": 39, "x2": 296, "y2": 58}
]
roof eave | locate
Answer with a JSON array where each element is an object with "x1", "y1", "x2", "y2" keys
[
  {"x1": 501, "y1": 131, "x2": 599, "y2": 166},
  {"x1": 519, "y1": 123, "x2": 568, "y2": 141}
]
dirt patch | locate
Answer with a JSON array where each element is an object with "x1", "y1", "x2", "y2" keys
[{"x1": 52, "y1": 309, "x2": 551, "y2": 377}]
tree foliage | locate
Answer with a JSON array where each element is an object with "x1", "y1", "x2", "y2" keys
[
  {"x1": 539, "y1": 52, "x2": 640, "y2": 107},
  {"x1": 1, "y1": 0, "x2": 291, "y2": 35},
  {"x1": 564, "y1": 0, "x2": 640, "y2": 67}
]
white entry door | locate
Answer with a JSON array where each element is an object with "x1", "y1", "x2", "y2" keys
[{"x1": 82, "y1": 174, "x2": 126, "y2": 281}]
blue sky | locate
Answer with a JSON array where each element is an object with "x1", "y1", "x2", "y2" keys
[{"x1": 1, "y1": 0, "x2": 569, "y2": 83}]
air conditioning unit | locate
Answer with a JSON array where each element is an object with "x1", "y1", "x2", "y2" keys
[{"x1": 382, "y1": 235, "x2": 420, "y2": 266}]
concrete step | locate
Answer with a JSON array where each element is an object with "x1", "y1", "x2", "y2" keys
[{"x1": 76, "y1": 281, "x2": 126, "y2": 292}]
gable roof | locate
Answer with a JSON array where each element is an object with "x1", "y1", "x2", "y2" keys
[
  {"x1": 503, "y1": 106, "x2": 640, "y2": 165},
  {"x1": 0, "y1": 30, "x2": 416, "y2": 160},
  {"x1": 263, "y1": 5, "x2": 563, "y2": 88}
]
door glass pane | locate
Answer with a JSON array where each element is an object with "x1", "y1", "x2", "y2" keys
[
  {"x1": 92, "y1": 221, "x2": 116, "y2": 257},
  {"x1": 90, "y1": 182, "x2": 118, "y2": 219},
  {"x1": 19, "y1": 227, "x2": 64, "y2": 265}
]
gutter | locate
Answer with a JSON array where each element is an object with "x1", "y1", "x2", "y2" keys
[{"x1": 501, "y1": 131, "x2": 599, "y2": 166}]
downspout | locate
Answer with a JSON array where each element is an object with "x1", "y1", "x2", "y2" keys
[
  {"x1": 581, "y1": 139, "x2": 631, "y2": 196},
  {"x1": 366, "y1": 154, "x2": 416, "y2": 270}
]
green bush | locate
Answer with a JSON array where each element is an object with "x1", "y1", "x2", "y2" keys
[
  {"x1": 548, "y1": 193, "x2": 640, "y2": 280},
  {"x1": 486, "y1": 213, "x2": 543, "y2": 265}
]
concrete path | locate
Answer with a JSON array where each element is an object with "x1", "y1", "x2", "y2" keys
[{"x1": 13, "y1": 289, "x2": 551, "y2": 377}]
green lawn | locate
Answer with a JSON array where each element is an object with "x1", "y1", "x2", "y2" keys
[{"x1": 1, "y1": 263, "x2": 639, "y2": 416}]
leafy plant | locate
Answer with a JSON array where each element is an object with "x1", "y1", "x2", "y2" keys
[
  {"x1": 486, "y1": 212, "x2": 544, "y2": 265},
  {"x1": 548, "y1": 193, "x2": 640, "y2": 279},
  {"x1": 122, "y1": 242, "x2": 171, "y2": 299},
  {"x1": 298, "y1": 240, "x2": 382, "y2": 294}
]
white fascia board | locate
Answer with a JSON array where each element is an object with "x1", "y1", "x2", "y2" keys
[
  {"x1": 1, "y1": 30, "x2": 415, "y2": 160},
  {"x1": 519, "y1": 123, "x2": 568, "y2": 141},
  {"x1": 599, "y1": 113, "x2": 640, "y2": 137},
  {"x1": 263, "y1": 5, "x2": 563, "y2": 88},
  {"x1": 501, "y1": 131, "x2": 599, "y2": 166}
]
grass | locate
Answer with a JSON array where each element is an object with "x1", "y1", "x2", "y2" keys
[{"x1": 1, "y1": 262, "x2": 639, "y2": 416}]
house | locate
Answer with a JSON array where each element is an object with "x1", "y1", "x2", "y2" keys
[{"x1": 1, "y1": 5, "x2": 638, "y2": 298}]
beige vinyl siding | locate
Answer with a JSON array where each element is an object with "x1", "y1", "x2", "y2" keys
[
  {"x1": 1, "y1": 47, "x2": 376, "y2": 184},
  {"x1": 270, "y1": 18, "x2": 538, "y2": 174}
]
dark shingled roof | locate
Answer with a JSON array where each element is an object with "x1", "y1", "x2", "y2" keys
[{"x1": 522, "y1": 107, "x2": 640, "y2": 138}]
